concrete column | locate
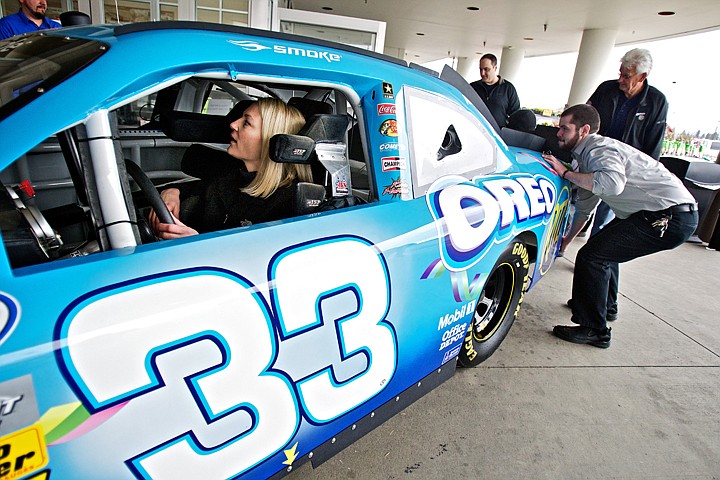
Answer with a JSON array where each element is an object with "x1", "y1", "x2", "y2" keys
[
  {"x1": 455, "y1": 57, "x2": 477, "y2": 82},
  {"x1": 499, "y1": 46, "x2": 524, "y2": 83},
  {"x1": 249, "y1": 0, "x2": 276, "y2": 30},
  {"x1": 566, "y1": 28, "x2": 617, "y2": 107}
]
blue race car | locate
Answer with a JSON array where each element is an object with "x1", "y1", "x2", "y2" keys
[{"x1": 0, "y1": 22, "x2": 569, "y2": 480}]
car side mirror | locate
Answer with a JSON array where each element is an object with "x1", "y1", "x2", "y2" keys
[{"x1": 269, "y1": 134, "x2": 315, "y2": 164}]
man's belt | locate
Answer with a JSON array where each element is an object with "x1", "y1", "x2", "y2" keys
[{"x1": 666, "y1": 203, "x2": 697, "y2": 213}]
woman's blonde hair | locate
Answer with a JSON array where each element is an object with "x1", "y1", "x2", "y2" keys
[{"x1": 242, "y1": 97, "x2": 313, "y2": 198}]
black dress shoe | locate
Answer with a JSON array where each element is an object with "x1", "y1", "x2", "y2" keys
[
  {"x1": 553, "y1": 325, "x2": 611, "y2": 348},
  {"x1": 566, "y1": 299, "x2": 617, "y2": 322}
]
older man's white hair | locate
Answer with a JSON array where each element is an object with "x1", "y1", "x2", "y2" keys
[{"x1": 621, "y1": 48, "x2": 653, "y2": 75}]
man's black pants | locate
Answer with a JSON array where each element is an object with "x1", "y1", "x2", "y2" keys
[{"x1": 571, "y1": 205, "x2": 698, "y2": 330}]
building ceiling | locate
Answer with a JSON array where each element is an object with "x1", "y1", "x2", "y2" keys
[{"x1": 289, "y1": 0, "x2": 720, "y2": 62}]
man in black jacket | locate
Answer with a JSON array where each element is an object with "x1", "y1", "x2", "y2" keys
[
  {"x1": 584, "y1": 48, "x2": 669, "y2": 236},
  {"x1": 588, "y1": 48, "x2": 668, "y2": 160},
  {"x1": 470, "y1": 53, "x2": 520, "y2": 128}
]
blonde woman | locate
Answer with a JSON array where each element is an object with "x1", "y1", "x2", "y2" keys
[{"x1": 149, "y1": 98, "x2": 312, "y2": 239}]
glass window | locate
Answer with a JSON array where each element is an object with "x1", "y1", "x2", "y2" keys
[
  {"x1": 0, "y1": 35, "x2": 108, "y2": 120},
  {"x1": 399, "y1": 86, "x2": 497, "y2": 198},
  {"x1": 196, "y1": 0, "x2": 247, "y2": 26},
  {"x1": 104, "y1": 0, "x2": 150, "y2": 23}
]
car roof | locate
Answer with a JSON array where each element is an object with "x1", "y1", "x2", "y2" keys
[{"x1": 0, "y1": 22, "x2": 488, "y2": 168}]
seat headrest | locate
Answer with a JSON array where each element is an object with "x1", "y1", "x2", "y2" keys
[
  {"x1": 289, "y1": 97, "x2": 333, "y2": 119},
  {"x1": 160, "y1": 111, "x2": 229, "y2": 143},
  {"x1": 507, "y1": 109, "x2": 537, "y2": 133},
  {"x1": 298, "y1": 114, "x2": 350, "y2": 142}
]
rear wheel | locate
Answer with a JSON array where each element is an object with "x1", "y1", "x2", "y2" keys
[{"x1": 457, "y1": 240, "x2": 531, "y2": 367}]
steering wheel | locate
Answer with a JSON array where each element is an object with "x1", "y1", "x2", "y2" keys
[{"x1": 124, "y1": 160, "x2": 175, "y2": 225}]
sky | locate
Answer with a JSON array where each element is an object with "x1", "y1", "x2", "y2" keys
[{"x1": 512, "y1": 29, "x2": 720, "y2": 135}]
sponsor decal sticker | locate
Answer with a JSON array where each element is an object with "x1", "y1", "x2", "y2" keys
[
  {"x1": 0, "y1": 425, "x2": 48, "y2": 480},
  {"x1": 381, "y1": 157, "x2": 406, "y2": 172},
  {"x1": 382, "y1": 82, "x2": 394, "y2": 99},
  {"x1": 379, "y1": 142, "x2": 399, "y2": 152},
  {"x1": 228, "y1": 40, "x2": 342, "y2": 63},
  {"x1": 539, "y1": 185, "x2": 570, "y2": 275},
  {"x1": 228, "y1": 40, "x2": 271, "y2": 52},
  {"x1": 437, "y1": 300, "x2": 476, "y2": 351},
  {"x1": 378, "y1": 119, "x2": 398, "y2": 137},
  {"x1": 382, "y1": 178, "x2": 408, "y2": 199},
  {"x1": 0, "y1": 293, "x2": 19, "y2": 349},
  {"x1": 0, "y1": 376, "x2": 39, "y2": 436},
  {"x1": 427, "y1": 173, "x2": 556, "y2": 271},
  {"x1": 335, "y1": 178, "x2": 348, "y2": 195},
  {"x1": 442, "y1": 344, "x2": 462, "y2": 364},
  {"x1": 377, "y1": 103, "x2": 396, "y2": 115}
]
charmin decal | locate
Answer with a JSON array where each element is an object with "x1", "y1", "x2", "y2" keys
[
  {"x1": 0, "y1": 292, "x2": 19, "y2": 348},
  {"x1": 427, "y1": 174, "x2": 556, "y2": 271},
  {"x1": 382, "y1": 178, "x2": 408, "y2": 199},
  {"x1": 381, "y1": 157, "x2": 406, "y2": 172},
  {"x1": 377, "y1": 104, "x2": 396, "y2": 115},
  {"x1": 379, "y1": 119, "x2": 398, "y2": 137},
  {"x1": 382, "y1": 82, "x2": 394, "y2": 99},
  {"x1": 228, "y1": 40, "x2": 342, "y2": 63}
]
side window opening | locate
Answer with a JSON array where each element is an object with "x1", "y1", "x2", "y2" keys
[
  {"x1": 399, "y1": 86, "x2": 497, "y2": 198},
  {"x1": 0, "y1": 76, "x2": 374, "y2": 270}
]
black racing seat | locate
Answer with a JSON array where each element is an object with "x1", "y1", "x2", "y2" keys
[{"x1": 270, "y1": 113, "x2": 367, "y2": 214}]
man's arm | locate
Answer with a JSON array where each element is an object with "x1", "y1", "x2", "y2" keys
[
  {"x1": 542, "y1": 154, "x2": 595, "y2": 191},
  {"x1": 642, "y1": 94, "x2": 669, "y2": 160},
  {"x1": 507, "y1": 83, "x2": 520, "y2": 116}
]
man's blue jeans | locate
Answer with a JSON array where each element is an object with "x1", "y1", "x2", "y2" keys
[
  {"x1": 571, "y1": 206, "x2": 698, "y2": 330},
  {"x1": 590, "y1": 201, "x2": 615, "y2": 237}
]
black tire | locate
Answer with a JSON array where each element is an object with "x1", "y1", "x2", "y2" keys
[{"x1": 457, "y1": 240, "x2": 531, "y2": 367}]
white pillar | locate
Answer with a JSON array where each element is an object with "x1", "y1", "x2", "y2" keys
[
  {"x1": 566, "y1": 28, "x2": 617, "y2": 107},
  {"x1": 499, "y1": 46, "x2": 524, "y2": 83},
  {"x1": 249, "y1": 0, "x2": 276, "y2": 30},
  {"x1": 455, "y1": 57, "x2": 477, "y2": 82}
]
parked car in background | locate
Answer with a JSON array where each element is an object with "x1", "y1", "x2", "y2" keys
[{"x1": 0, "y1": 22, "x2": 569, "y2": 479}]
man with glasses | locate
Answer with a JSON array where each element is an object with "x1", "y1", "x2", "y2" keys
[{"x1": 0, "y1": 0, "x2": 61, "y2": 40}]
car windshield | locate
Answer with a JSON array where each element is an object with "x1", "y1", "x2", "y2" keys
[{"x1": 0, "y1": 35, "x2": 107, "y2": 120}]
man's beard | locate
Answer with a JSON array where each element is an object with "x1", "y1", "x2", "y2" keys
[
  {"x1": 558, "y1": 134, "x2": 579, "y2": 151},
  {"x1": 29, "y1": 7, "x2": 47, "y2": 20}
]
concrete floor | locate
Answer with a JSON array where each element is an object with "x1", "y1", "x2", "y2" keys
[{"x1": 289, "y1": 239, "x2": 720, "y2": 479}]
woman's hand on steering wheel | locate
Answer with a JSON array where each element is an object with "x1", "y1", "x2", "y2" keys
[
  {"x1": 148, "y1": 188, "x2": 181, "y2": 233},
  {"x1": 152, "y1": 213, "x2": 199, "y2": 240}
]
